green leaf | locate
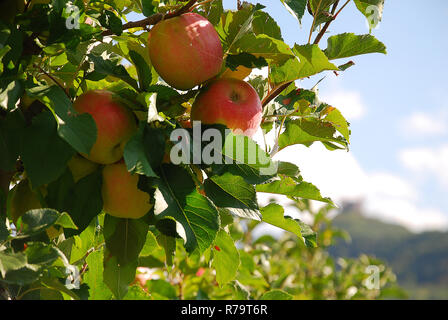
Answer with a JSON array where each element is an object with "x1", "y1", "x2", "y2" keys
[
  {"x1": 25, "y1": 242, "x2": 59, "y2": 266},
  {"x1": 146, "y1": 279, "x2": 178, "y2": 300},
  {"x1": 324, "y1": 33, "x2": 387, "y2": 60},
  {"x1": 46, "y1": 166, "x2": 103, "y2": 237},
  {"x1": 124, "y1": 285, "x2": 151, "y2": 300},
  {"x1": 236, "y1": 33, "x2": 294, "y2": 65},
  {"x1": 256, "y1": 175, "x2": 334, "y2": 205},
  {"x1": 103, "y1": 215, "x2": 148, "y2": 265},
  {"x1": 149, "y1": 164, "x2": 220, "y2": 253},
  {"x1": 252, "y1": 10, "x2": 283, "y2": 40},
  {"x1": 129, "y1": 50, "x2": 152, "y2": 91},
  {"x1": 211, "y1": 230, "x2": 240, "y2": 286},
  {"x1": 0, "y1": 218, "x2": 8, "y2": 241},
  {"x1": 260, "y1": 203, "x2": 317, "y2": 247},
  {"x1": 278, "y1": 118, "x2": 347, "y2": 151},
  {"x1": 88, "y1": 53, "x2": 139, "y2": 91},
  {"x1": 103, "y1": 251, "x2": 137, "y2": 300},
  {"x1": 217, "y1": 3, "x2": 265, "y2": 53},
  {"x1": 142, "y1": 0, "x2": 156, "y2": 17},
  {"x1": 27, "y1": 85, "x2": 97, "y2": 155},
  {"x1": 324, "y1": 107, "x2": 350, "y2": 142},
  {"x1": 98, "y1": 10, "x2": 123, "y2": 35},
  {"x1": 0, "y1": 108, "x2": 25, "y2": 171},
  {"x1": 0, "y1": 80, "x2": 23, "y2": 110},
  {"x1": 54, "y1": 212, "x2": 78, "y2": 230},
  {"x1": 293, "y1": 43, "x2": 339, "y2": 77},
  {"x1": 202, "y1": 0, "x2": 224, "y2": 26},
  {"x1": 17, "y1": 208, "x2": 60, "y2": 239},
  {"x1": 156, "y1": 233, "x2": 176, "y2": 266},
  {"x1": 140, "y1": 229, "x2": 159, "y2": 256},
  {"x1": 225, "y1": 52, "x2": 268, "y2": 71},
  {"x1": 204, "y1": 172, "x2": 261, "y2": 221},
  {"x1": 280, "y1": 0, "x2": 307, "y2": 23},
  {"x1": 353, "y1": 0, "x2": 384, "y2": 31},
  {"x1": 124, "y1": 122, "x2": 164, "y2": 178},
  {"x1": 260, "y1": 289, "x2": 293, "y2": 300},
  {"x1": 221, "y1": 132, "x2": 276, "y2": 182},
  {"x1": 270, "y1": 44, "x2": 338, "y2": 84},
  {"x1": 0, "y1": 251, "x2": 27, "y2": 278},
  {"x1": 84, "y1": 250, "x2": 113, "y2": 300}
]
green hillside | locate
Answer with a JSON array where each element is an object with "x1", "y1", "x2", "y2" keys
[{"x1": 329, "y1": 208, "x2": 448, "y2": 299}]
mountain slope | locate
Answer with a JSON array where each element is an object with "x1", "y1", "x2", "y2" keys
[{"x1": 328, "y1": 210, "x2": 448, "y2": 299}]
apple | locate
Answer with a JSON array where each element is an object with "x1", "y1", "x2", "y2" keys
[
  {"x1": 148, "y1": 13, "x2": 223, "y2": 90},
  {"x1": 67, "y1": 154, "x2": 99, "y2": 183},
  {"x1": 73, "y1": 90, "x2": 138, "y2": 165},
  {"x1": 190, "y1": 78, "x2": 262, "y2": 137},
  {"x1": 102, "y1": 161, "x2": 152, "y2": 219}
]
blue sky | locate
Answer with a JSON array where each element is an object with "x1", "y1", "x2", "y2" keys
[{"x1": 222, "y1": 0, "x2": 448, "y2": 231}]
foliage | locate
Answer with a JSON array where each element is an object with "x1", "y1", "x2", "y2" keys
[{"x1": 0, "y1": 0, "x2": 389, "y2": 300}]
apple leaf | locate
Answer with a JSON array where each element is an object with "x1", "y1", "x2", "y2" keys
[
  {"x1": 260, "y1": 289, "x2": 293, "y2": 300},
  {"x1": 0, "y1": 218, "x2": 8, "y2": 242},
  {"x1": 148, "y1": 164, "x2": 220, "y2": 254},
  {"x1": 103, "y1": 250, "x2": 138, "y2": 300},
  {"x1": 324, "y1": 33, "x2": 387, "y2": 60},
  {"x1": 236, "y1": 33, "x2": 294, "y2": 65},
  {"x1": 217, "y1": 3, "x2": 265, "y2": 54},
  {"x1": 204, "y1": 172, "x2": 261, "y2": 221},
  {"x1": 129, "y1": 50, "x2": 152, "y2": 91},
  {"x1": 324, "y1": 107, "x2": 351, "y2": 142},
  {"x1": 84, "y1": 250, "x2": 113, "y2": 300},
  {"x1": 270, "y1": 44, "x2": 338, "y2": 84},
  {"x1": 256, "y1": 175, "x2": 334, "y2": 206},
  {"x1": 353, "y1": 0, "x2": 385, "y2": 31},
  {"x1": 0, "y1": 108, "x2": 25, "y2": 171},
  {"x1": 252, "y1": 11, "x2": 283, "y2": 40},
  {"x1": 21, "y1": 112, "x2": 75, "y2": 188},
  {"x1": 140, "y1": 229, "x2": 159, "y2": 256},
  {"x1": 278, "y1": 118, "x2": 348, "y2": 151},
  {"x1": 261, "y1": 203, "x2": 317, "y2": 248},
  {"x1": 87, "y1": 53, "x2": 139, "y2": 91},
  {"x1": 16, "y1": 208, "x2": 60, "y2": 239},
  {"x1": 280, "y1": 0, "x2": 308, "y2": 23},
  {"x1": 125, "y1": 122, "x2": 165, "y2": 178},
  {"x1": 225, "y1": 52, "x2": 268, "y2": 71},
  {"x1": 211, "y1": 229, "x2": 240, "y2": 286},
  {"x1": 0, "y1": 80, "x2": 23, "y2": 110},
  {"x1": 103, "y1": 215, "x2": 149, "y2": 265},
  {"x1": 202, "y1": 0, "x2": 224, "y2": 26},
  {"x1": 27, "y1": 85, "x2": 97, "y2": 156},
  {"x1": 46, "y1": 168, "x2": 103, "y2": 237},
  {"x1": 0, "y1": 251, "x2": 27, "y2": 278}
]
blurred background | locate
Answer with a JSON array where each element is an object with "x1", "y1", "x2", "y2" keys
[{"x1": 220, "y1": 0, "x2": 448, "y2": 299}]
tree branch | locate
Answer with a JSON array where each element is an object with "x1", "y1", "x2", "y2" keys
[
  {"x1": 261, "y1": 81, "x2": 293, "y2": 111},
  {"x1": 101, "y1": 0, "x2": 198, "y2": 36},
  {"x1": 313, "y1": 0, "x2": 351, "y2": 45}
]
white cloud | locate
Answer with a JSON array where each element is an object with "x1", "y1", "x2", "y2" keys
[
  {"x1": 318, "y1": 89, "x2": 367, "y2": 121},
  {"x1": 399, "y1": 144, "x2": 448, "y2": 190},
  {"x1": 258, "y1": 143, "x2": 448, "y2": 232},
  {"x1": 399, "y1": 112, "x2": 447, "y2": 137}
]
